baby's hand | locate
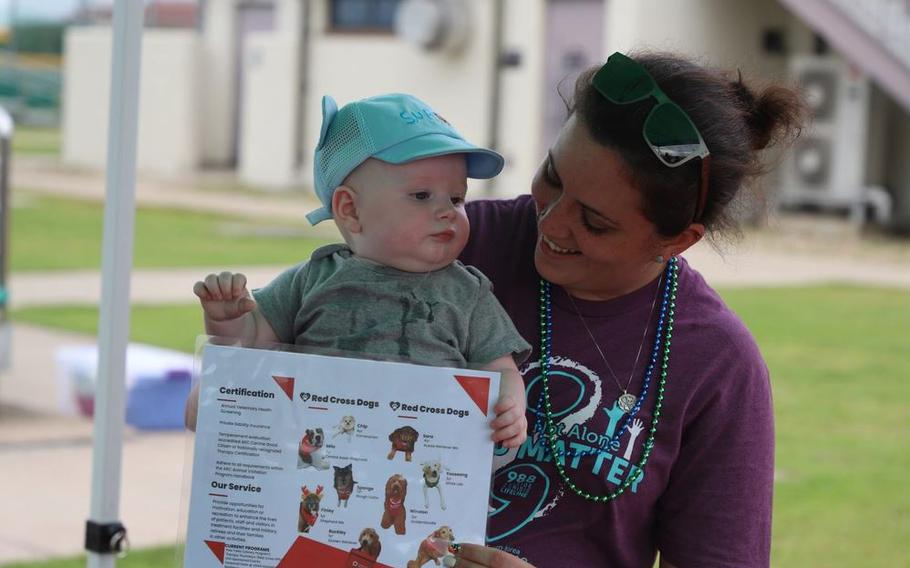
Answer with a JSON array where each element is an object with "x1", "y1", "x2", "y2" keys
[
  {"x1": 490, "y1": 395, "x2": 528, "y2": 449},
  {"x1": 193, "y1": 271, "x2": 256, "y2": 322}
]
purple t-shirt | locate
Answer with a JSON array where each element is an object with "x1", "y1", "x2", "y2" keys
[{"x1": 461, "y1": 196, "x2": 774, "y2": 568}]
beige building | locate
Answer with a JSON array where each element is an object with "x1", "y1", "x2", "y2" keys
[{"x1": 62, "y1": 0, "x2": 910, "y2": 229}]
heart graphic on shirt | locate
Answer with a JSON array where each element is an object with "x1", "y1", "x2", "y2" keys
[
  {"x1": 389, "y1": 401, "x2": 401, "y2": 412},
  {"x1": 299, "y1": 392, "x2": 311, "y2": 402}
]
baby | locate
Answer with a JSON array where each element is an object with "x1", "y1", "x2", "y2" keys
[{"x1": 190, "y1": 93, "x2": 530, "y2": 447}]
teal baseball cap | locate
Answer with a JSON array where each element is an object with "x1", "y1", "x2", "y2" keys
[{"x1": 307, "y1": 93, "x2": 505, "y2": 225}]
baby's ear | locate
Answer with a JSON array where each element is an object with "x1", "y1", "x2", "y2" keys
[{"x1": 332, "y1": 186, "x2": 361, "y2": 233}]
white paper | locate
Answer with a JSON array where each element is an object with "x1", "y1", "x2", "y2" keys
[{"x1": 184, "y1": 344, "x2": 500, "y2": 568}]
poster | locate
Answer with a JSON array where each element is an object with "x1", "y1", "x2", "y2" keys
[{"x1": 184, "y1": 344, "x2": 500, "y2": 568}]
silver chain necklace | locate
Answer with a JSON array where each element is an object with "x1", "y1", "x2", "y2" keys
[{"x1": 565, "y1": 273, "x2": 663, "y2": 413}]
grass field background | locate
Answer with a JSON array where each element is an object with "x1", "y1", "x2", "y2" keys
[
  {"x1": 11, "y1": 127, "x2": 61, "y2": 156},
  {"x1": 0, "y1": 546, "x2": 177, "y2": 568},
  {"x1": 10, "y1": 195, "x2": 331, "y2": 271}
]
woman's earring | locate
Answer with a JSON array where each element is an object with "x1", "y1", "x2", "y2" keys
[{"x1": 655, "y1": 255, "x2": 665, "y2": 264}]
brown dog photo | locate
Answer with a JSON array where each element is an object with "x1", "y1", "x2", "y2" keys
[
  {"x1": 356, "y1": 527, "x2": 382, "y2": 559},
  {"x1": 388, "y1": 425, "x2": 420, "y2": 461},
  {"x1": 380, "y1": 474, "x2": 408, "y2": 535},
  {"x1": 407, "y1": 525, "x2": 456, "y2": 567}
]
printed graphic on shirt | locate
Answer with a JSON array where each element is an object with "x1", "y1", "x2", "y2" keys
[
  {"x1": 487, "y1": 356, "x2": 646, "y2": 543},
  {"x1": 332, "y1": 288, "x2": 438, "y2": 359}
]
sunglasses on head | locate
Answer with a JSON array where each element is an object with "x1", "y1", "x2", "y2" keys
[{"x1": 592, "y1": 52, "x2": 711, "y2": 223}]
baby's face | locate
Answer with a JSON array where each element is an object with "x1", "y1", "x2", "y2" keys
[{"x1": 349, "y1": 155, "x2": 470, "y2": 272}]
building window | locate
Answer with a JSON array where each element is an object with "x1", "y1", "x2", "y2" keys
[{"x1": 330, "y1": 0, "x2": 402, "y2": 32}]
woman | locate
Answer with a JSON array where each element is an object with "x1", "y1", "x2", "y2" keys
[{"x1": 454, "y1": 51, "x2": 805, "y2": 567}]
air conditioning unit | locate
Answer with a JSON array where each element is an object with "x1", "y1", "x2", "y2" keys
[
  {"x1": 778, "y1": 55, "x2": 891, "y2": 223},
  {"x1": 395, "y1": 0, "x2": 471, "y2": 53}
]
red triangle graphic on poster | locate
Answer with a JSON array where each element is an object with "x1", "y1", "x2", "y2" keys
[
  {"x1": 278, "y1": 535, "x2": 394, "y2": 567},
  {"x1": 454, "y1": 375, "x2": 491, "y2": 415},
  {"x1": 204, "y1": 540, "x2": 226, "y2": 564},
  {"x1": 272, "y1": 376, "x2": 295, "y2": 400}
]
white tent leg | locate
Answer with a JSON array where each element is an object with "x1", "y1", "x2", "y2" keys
[{"x1": 86, "y1": 1, "x2": 144, "y2": 567}]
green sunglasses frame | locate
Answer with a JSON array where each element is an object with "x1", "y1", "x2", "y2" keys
[{"x1": 592, "y1": 52, "x2": 711, "y2": 223}]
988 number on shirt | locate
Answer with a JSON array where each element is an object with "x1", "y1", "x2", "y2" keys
[{"x1": 507, "y1": 471, "x2": 537, "y2": 484}]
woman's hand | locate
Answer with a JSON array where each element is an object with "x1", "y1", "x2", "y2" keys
[{"x1": 453, "y1": 544, "x2": 535, "y2": 568}]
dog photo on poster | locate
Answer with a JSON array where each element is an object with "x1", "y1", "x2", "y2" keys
[{"x1": 184, "y1": 344, "x2": 500, "y2": 568}]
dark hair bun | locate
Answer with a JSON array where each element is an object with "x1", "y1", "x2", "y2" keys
[{"x1": 731, "y1": 76, "x2": 806, "y2": 151}]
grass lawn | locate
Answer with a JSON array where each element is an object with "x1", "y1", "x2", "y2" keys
[
  {"x1": 11, "y1": 127, "x2": 61, "y2": 156},
  {"x1": 721, "y1": 285, "x2": 909, "y2": 567},
  {"x1": 0, "y1": 545, "x2": 179, "y2": 568},
  {"x1": 11, "y1": 303, "x2": 203, "y2": 353},
  {"x1": 6, "y1": 285, "x2": 909, "y2": 567},
  {"x1": 10, "y1": 195, "x2": 333, "y2": 271}
]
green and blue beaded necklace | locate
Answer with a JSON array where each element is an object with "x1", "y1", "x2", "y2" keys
[{"x1": 533, "y1": 256, "x2": 679, "y2": 503}]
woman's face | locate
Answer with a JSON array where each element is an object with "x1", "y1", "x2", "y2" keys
[{"x1": 532, "y1": 114, "x2": 666, "y2": 300}]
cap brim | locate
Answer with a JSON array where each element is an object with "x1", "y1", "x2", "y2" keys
[
  {"x1": 373, "y1": 133, "x2": 504, "y2": 179},
  {"x1": 306, "y1": 206, "x2": 332, "y2": 226}
]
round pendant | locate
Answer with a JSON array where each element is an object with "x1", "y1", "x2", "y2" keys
[{"x1": 618, "y1": 393, "x2": 637, "y2": 414}]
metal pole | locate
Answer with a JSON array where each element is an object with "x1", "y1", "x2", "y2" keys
[
  {"x1": 0, "y1": 107, "x2": 13, "y2": 371},
  {"x1": 0, "y1": 107, "x2": 12, "y2": 313},
  {"x1": 86, "y1": 0, "x2": 144, "y2": 566},
  {"x1": 197, "y1": 0, "x2": 208, "y2": 31},
  {"x1": 294, "y1": 0, "x2": 311, "y2": 170},
  {"x1": 9, "y1": 0, "x2": 19, "y2": 114},
  {"x1": 486, "y1": 0, "x2": 504, "y2": 196}
]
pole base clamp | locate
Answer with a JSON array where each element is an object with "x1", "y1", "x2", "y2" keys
[{"x1": 85, "y1": 520, "x2": 130, "y2": 556}]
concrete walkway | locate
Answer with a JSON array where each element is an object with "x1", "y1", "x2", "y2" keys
[
  {"x1": 0, "y1": 323, "x2": 193, "y2": 564},
  {"x1": 2, "y1": 158, "x2": 909, "y2": 565},
  {"x1": 8, "y1": 246, "x2": 910, "y2": 311}
]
